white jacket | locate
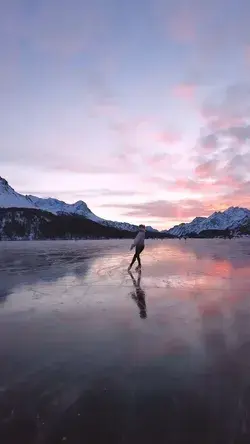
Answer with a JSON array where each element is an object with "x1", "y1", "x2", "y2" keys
[{"x1": 131, "y1": 230, "x2": 145, "y2": 249}]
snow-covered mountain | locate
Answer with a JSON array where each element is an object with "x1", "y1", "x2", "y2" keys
[
  {"x1": 0, "y1": 177, "x2": 36, "y2": 209},
  {"x1": 27, "y1": 195, "x2": 95, "y2": 219},
  {"x1": 0, "y1": 177, "x2": 157, "y2": 233},
  {"x1": 3, "y1": 177, "x2": 250, "y2": 238},
  {"x1": 167, "y1": 207, "x2": 250, "y2": 237}
]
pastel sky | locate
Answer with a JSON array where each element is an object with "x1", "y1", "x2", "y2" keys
[{"x1": 1, "y1": 0, "x2": 250, "y2": 229}]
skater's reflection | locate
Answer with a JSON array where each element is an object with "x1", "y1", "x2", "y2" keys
[{"x1": 128, "y1": 271, "x2": 147, "y2": 319}]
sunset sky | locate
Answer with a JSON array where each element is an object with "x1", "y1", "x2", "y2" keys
[{"x1": 1, "y1": 0, "x2": 250, "y2": 229}]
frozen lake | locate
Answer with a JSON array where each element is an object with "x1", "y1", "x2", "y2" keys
[{"x1": 1, "y1": 238, "x2": 250, "y2": 443}]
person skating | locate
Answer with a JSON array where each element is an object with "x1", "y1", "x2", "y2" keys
[{"x1": 128, "y1": 224, "x2": 146, "y2": 272}]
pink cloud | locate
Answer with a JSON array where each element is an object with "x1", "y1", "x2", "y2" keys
[
  {"x1": 197, "y1": 134, "x2": 218, "y2": 153},
  {"x1": 168, "y1": 179, "x2": 208, "y2": 193},
  {"x1": 101, "y1": 199, "x2": 216, "y2": 220},
  {"x1": 173, "y1": 83, "x2": 196, "y2": 100},
  {"x1": 21, "y1": 188, "x2": 147, "y2": 199},
  {"x1": 167, "y1": 175, "x2": 242, "y2": 195},
  {"x1": 156, "y1": 130, "x2": 181, "y2": 144},
  {"x1": 146, "y1": 152, "x2": 171, "y2": 166},
  {"x1": 204, "y1": 115, "x2": 246, "y2": 132},
  {"x1": 221, "y1": 181, "x2": 250, "y2": 209},
  {"x1": 201, "y1": 84, "x2": 250, "y2": 131},
  {"x1": 146, "y1": 176, "x2": 170, "y2": 188},
  {"x1": 100, "y1": 174, "x2": 250, "y2": 226},
  {"x1": 216, "y1": 176, "x2": 239, "y2": 188},
  {"x1": 195, "y1": 159, "x2": 218, "y2": 179}
]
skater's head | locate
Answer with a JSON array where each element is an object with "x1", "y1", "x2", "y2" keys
[{"x1": 139, "y1": 224, "x2": 146, "y2": 231}]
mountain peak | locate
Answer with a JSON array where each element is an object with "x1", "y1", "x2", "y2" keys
[
  {"x1": 0, "y1": 177, "x2": 9, "y2": 187},
  {"x1": 74, "y1": 200, "x2": 88, "y2": 206},
  {"x1": 0, "y1": 176, "x2": 36, "y2": 209},
  {"x1": 225, "y1": 206, "x2": 248, "y2": 213}
]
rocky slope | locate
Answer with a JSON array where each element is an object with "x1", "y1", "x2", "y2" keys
[{"x1": 0, "y1": 208, "x2": 172, "y2": 241}]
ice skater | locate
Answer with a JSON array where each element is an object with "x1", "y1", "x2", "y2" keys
[{"x1": 128, "y1": 224, "x2": 146, "y2": 272}]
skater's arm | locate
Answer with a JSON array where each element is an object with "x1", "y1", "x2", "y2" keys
[
  {"x1": 130, "y1": 232, "x2": 143, "y2": 249},
  {"x1": 130, "y1": 233, "x2": 139, "y2": 250}
]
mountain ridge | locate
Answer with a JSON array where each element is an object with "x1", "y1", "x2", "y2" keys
[
  {"x1": 167, "y1": 206, "x2": 250, "y2": 237},
  {"x1": 1, "y1": 176, "x2": 250, "y2": 237},
  {"x1": 0, "y1": 177, "x2": 156, "y2": 233}
]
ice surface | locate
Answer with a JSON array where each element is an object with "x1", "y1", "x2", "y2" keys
[{"x1": 1, "y1": 238, "x2": 250, "y2": 443}]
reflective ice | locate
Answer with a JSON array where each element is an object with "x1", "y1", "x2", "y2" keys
[{"x1": 1, "y1": 239, "x2": 250, "y2": 443}]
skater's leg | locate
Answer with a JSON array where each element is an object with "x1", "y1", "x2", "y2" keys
[
  {"x1": 128, "y1": 252, "x2": 137, "y2": 270},
  {"x1": 129, "y1": 246, "x2": 144, "y2": 271},
  {"x1": 135, "y1": 246, "x2": 144, "y2": 270},
  {"x1": 137, "y1": 252, "x2": 141, "y2": 268}
]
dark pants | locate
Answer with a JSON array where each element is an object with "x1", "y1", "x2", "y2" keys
[{"x1": 130, "y1": 245, "x2": 144, "y2": 268}]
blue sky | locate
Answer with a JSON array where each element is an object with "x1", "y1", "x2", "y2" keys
[{"x1": 1, "y1": 0, "x2": 250, "y2": 228}]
